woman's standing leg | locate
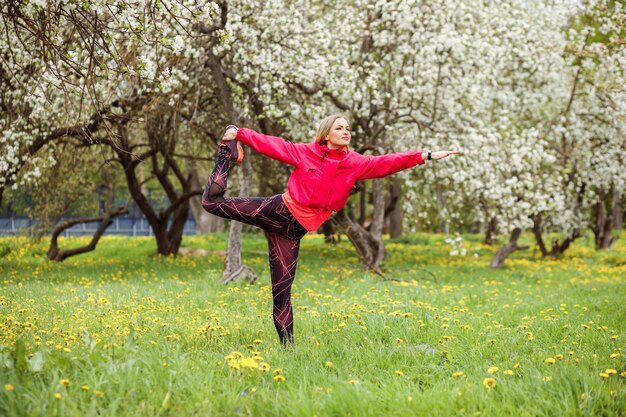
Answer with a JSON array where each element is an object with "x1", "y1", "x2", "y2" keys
[{"x1": 267, "y1": 232, "x2": 302, "y2": 345}]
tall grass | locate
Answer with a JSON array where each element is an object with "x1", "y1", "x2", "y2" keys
[{"x1": 1, "y1": 233, "x2": 624, "y2": 416}]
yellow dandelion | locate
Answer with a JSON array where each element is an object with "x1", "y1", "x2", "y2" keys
[
  {"x1": 229, "y1": 363, "x2": 240, "y2": 371},
  {"x1": 600, "y1": 372, "x2": 609, "y2": 379},
  {"x1": 4, "y1": 384, "x2": 14, "y2": 391},
  {"x1": 253, "y1": 339, "x2": 263, "y2": 344},
  {"x1": 394, "y1": 370, "x2": 404, "y2": 376},
  {"x1": 403, "y1": 313, "x2": 413, "y2": 318},
  {"x1": 487, "y1": 366, "x2": 499, "y2": 374},
  {"x1": 251, "y1": 355, "x2": 264, "y2": 362},
  {"x1": 274, "y1": 375, "x2": 286, "y2": 382},
  {"x1": 621, "y1": 371, "x2": 626, "y2": 377},
  {"x1": 610, "y1": 353, "x2": 620, "y2": 359},
  {"x1": 514, "y1": 362, "x2": 521, "y2": 369},
  {"x1": 545, "y1": 358, "x2": 556, "y2": 364},
  {"x1": 81, "y1": 385, "x2": 90, "y2": 391},
  {"x1": 504, "y1": 370, "x2": 514, "y2": 375},
  {"x1": 273, "y1": 368, "x2": 282, "y2": 375},
  {"x1": 325, "y1": 361, "x2": 334, "y2": 368},
  {"x1": 54, "y1": 393, "x2": 63, "y2": 400},
  {"x1": 555, "y1": 354, "x2": 564, "y2": 360},
  {"x1": 60, "y1": 379, "x2": 70, "y2": 387},
  {"x1": 483, "y1": 378, "x2": 497, "y2": 389},
  {"x1": 605, "y1": 369, "x2": 617, "y2": 375},
  {"x1": 259, "y1": 363, "x2": 270, "y2": 373},
  {"x1": 452, "y1": 371, "x2": 465, "y2": 377},
  {"x1": 94, "y1": 390, "x2": 104, "y2": 398},
  {"x1": 348, "y1": 379, "x2": 359, "y2": 385},
  {"x1": 542, "y1": 376, "x2": 553, "y2": 382},
  {"x1": 225, "y1": 355, "x2": 236, "y2": 362},
  {"x1": 239, "y1": 357, "x2": 258, "y2": 369}
]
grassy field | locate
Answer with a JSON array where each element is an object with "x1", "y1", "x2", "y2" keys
[{"x1": 0, "y1": 232, "x2": 625, "y2": 416}]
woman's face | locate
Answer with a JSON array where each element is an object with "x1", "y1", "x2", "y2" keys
[{"x1": 325, "y1": 118, "x2": 351, "y2": 150}]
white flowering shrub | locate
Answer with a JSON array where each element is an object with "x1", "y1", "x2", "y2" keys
[{"x1": 444, "y1": 235, "x2": 480, "y2": 258}]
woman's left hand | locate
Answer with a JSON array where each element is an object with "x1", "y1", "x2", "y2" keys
[
  {"x1": 431, "y1": 151, "x2": 460, "y2": 160},
  {"x1": 222, "y1": 125, "x2": 238, "y2": 141}
]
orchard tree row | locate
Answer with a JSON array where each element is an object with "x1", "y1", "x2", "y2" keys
[{"x1": 1, "y1": 0, "x2": 624, "y2": 272}]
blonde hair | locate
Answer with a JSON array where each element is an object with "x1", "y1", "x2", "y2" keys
[{"x1": 315, "y1": 114, "x2": 350, "y2": 144}]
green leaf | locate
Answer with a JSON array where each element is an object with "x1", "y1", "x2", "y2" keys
[{"x1": 28, "y1": 350, "x2": 45, "y2": 372}]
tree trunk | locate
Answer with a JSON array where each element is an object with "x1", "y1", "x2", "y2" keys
[
  {"x1": 532, "y1": 216, "x2": 549, "y2": 257},
  {"x1": 549, "y1": 232, "x2": 579, "y2": 256},
  {"x1": 490, "y1": 228, "x2": 529, "y2": 268},
  {"x1": 533, "y1": 215, "x2": 580, "y2": 257},
  {"x1": 152, "y1": 199, "x2": 192, "y2": 256},
  {"x1": 47, "y1": 182, "x2": 127, "y2": 261},
  {"x1": 370, "y1": 178, "x2": 386, "y2": 269},
  {"x1": 168, "y1": 197, "x2": 191, "y2": 254},
  {"x1": 113, "y1": 121, "x2": 201, "y2": 257},
  {"x1": 483, "y1": 217, "x2": 498, "y2": 245},
  {"x1": 358, "y1": 182, "x2": 366, "y2": 226},
  {"x1": 321, "y1": 219, "x2": 338, "y2": 243},
  {"x1": 591, "y1": 187, "x2": 618, "y2": 250},
  {"x1": 612, "y1": 188, "x2": 623, "y2": 230},
  {"x1": 222, "y1": 154, "x2": 257, "y2": 284},
  {"x1": 47, "y1": 212, "x2": 125, "y2": 261},
  {"x1": 386, "y1": 178, "x2": 403, "y2": 239},
  {"x1": 334, "y1": 209, "x2": 384, "y2": 275}
]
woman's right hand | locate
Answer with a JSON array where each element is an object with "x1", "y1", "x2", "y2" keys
[
  {"x1": 222, "y1": 125, "x2": 238, "y2": 141},
  {"x1": 430, "y1": 151, "x2": 460, "y2": 160}
]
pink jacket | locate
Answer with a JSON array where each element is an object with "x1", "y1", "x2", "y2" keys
[{"x1": 236, "y1": 128, "x2": 424, "y2": 212}]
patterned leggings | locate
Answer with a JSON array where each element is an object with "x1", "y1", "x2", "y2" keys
[{"x1": 201, "y1": 149, "x2": 308, "y2": 345}]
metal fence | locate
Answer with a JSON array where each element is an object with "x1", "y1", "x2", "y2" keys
[{"x1": 0, "y1": 216, "x2": 197, "y2": 237}]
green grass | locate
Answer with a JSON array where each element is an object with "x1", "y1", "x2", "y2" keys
[{"x1": 0, "y1": 233, "x2": 625, "y2": 416}]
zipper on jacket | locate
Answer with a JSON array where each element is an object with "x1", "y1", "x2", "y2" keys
[{"x1": 319, "y1": 151, "x2": 327, "y2": 169}]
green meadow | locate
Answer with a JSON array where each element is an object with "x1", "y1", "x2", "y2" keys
[{"x1": 0, "y1": 233, "x2": 625, "y2": 416}]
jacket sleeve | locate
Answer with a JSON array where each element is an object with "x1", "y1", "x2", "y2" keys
[
  {"x1": 356, "y1": 151, "x2": 425, "y2": 180},
  {"x1": 236, "y1": 128, "x2": 303, "y2": 166}
]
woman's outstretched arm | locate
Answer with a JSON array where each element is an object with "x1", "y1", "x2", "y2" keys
[
  {"x1": 222, "y1": 126, "x2": 304, "y2": 166},
  {"x1": 357, "y1": 150, "x2": 460, "y2": 180}
]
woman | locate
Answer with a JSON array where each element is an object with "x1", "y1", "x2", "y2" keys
[{"x1": 202, "y1": 114, "x2": 459, "y2": 345}]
